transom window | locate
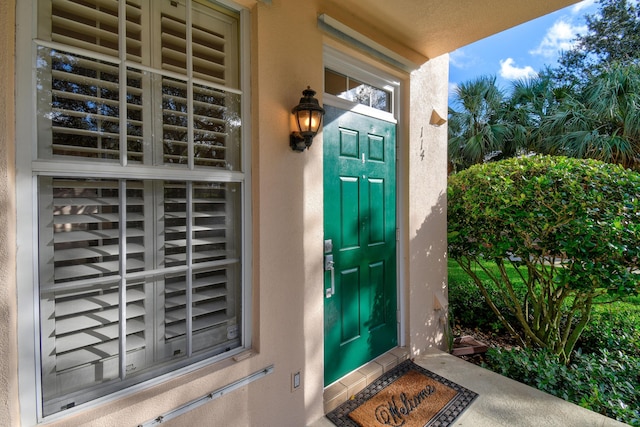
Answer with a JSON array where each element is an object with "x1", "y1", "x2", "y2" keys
[
  {"x1": 29, "y1": 0, "x2": 247, "y2": 417},
  {"x1": 324, "y1": 68, "x2": 392, "y2": 112}
]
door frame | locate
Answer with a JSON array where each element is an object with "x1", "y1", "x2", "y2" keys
[{"x1": 322, "y1": 45, "x2": 407, "y2": 356}]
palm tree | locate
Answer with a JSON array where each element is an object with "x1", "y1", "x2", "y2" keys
[
  {"x1": 505, "y1": 70, "x2": 572, "y2": 152},
  {"x1": 538, "y1": 62, "x2": 640, "y2": 170},
  {"x1": 448, "y1": 76, "x2": 511, "y2": 172}
]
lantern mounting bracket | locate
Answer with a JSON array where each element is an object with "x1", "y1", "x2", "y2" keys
[{"x1": 290, "y1": 132, "x2": 312, "y2": 152}]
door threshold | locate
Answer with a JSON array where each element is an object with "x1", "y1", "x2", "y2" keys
[{"x1": 323, "y1": 347, "x2": 410, "y2": 413}]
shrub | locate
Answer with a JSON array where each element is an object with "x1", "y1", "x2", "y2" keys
[
  {"x1": 448, "y1": 262, "x2": 521, "y2": 332},
  {"x1": 448, "y1": 277, "x2": 502, "y2": 331},
  {"x1": 578, "y1": 305, "x2": 640, "y2": 357},
  {"x1": 484, "y1": 347, "x2": 640, "y2": 425},
  {"x1": 448, "y1": 156, "x2": 640, "y2": 363}
]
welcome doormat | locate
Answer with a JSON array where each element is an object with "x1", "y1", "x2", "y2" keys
[{"x1": 327, "y1": 359, "x2": 478, "y2": 427}]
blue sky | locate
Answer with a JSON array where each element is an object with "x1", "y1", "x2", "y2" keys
[{"x1": 449, "y1": 0, "x2": 598, "y2": 95}]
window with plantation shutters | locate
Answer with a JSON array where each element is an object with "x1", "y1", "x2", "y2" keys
[{"x1": 32, "y1": 0, "x2": 247, "y2": 417}]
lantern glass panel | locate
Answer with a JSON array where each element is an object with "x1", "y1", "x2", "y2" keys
[
  {"x1": 310, "y1": 110, "x2": 322, "y2": 133},
  {"x1": 296, "y1": 110, "x2": 311, "y2": 133}
]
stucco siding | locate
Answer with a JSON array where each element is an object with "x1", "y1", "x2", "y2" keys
[
  {"x1": 0, "y1": 0, "x2": 19, "y2": 425},
  {"x1": 2, "y1": 0, "x2": 450, "y2": 425},
  {"x1": 407, "y1": 55, "x2": 451, "y2": 354}
]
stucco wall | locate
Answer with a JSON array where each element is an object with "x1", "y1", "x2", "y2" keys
[
  {"x1": 2, "y1": 0, "x2": 448, "y2": 425},
  {"x1": 407, "y1": 56, "x2": 450, "y2": 354},
  {"x1": 0, "y1": 0, "x2": 19, "y2": 424}
]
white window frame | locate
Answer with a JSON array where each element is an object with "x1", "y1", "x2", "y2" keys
[
  {"x1": 323, "y1": 45, "x2": 399, "y2": 124},
  {"x1": 15, "y1": 1, "x2": 252, "y2": 424}
]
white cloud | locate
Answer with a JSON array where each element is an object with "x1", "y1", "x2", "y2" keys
[
  {"x1": 530, "y1": 19, "x2": 587, "y2": 58},
  {"x1": 499, "y1": 58, "x2": 538, "y2": 80},
  {"x1": 572, "y1": 0, "x2": 596, "y2": 14},
  {"x1": 449, "y1": 49, "x2": 475, "y2": 69}
]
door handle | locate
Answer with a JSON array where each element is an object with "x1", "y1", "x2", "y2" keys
[{"x1": 325, "y1": 255, "x2": 335, "y2": 298}]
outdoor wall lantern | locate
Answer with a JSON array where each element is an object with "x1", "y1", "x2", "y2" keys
[{"x1": 290, "y1": 86, "x2": 325, "y2": 152}]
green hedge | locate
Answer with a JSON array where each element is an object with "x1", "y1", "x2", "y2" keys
[{"x1": 448, "y1": 155, "x2": 640, "y2": 361}]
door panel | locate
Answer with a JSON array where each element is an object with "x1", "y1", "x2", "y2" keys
[
  {"x1": 340, "y1": 177, "x2": 360, "y2": 249},
  {"x1": 368, "y1": 179, "x2": 385, "y2": 244},
  {"x1": 340, "y1": 267, "x2": 361, "y2": 343},
  {"x1": 324, "y1": 105, "x2": 397, "y2": 386}
]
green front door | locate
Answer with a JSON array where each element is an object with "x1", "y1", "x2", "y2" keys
[{"x1": 323, "y1": 105, "x2": 397, "y2": 386}]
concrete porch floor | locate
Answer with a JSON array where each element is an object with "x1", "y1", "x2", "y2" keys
[{"x1": 310, "y1": 348, "x2": 629, "y2": 427}]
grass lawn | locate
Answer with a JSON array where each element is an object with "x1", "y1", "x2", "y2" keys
[
  {"x1": 448, "y1": 258, "x2": 640, "y2": 328},
  {"x1": 447, "y1": 258, "x2": 640, "y2": 425}
]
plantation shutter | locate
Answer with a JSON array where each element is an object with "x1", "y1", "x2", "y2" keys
[
  {"x1": 35, "y1": 0, "x2": 243, "y2": 416},
  {"x1": 161, "y1": 182, "x2": 241, "y2": 357},
  {"x1": 48, "y1": 0, "x2": 143, "y2": 61},
  {"x1": 38, "y1": 0, "x2": 145, "y2": 162},
  {"x1": 159, "y1": 0, "x2": 241, "y2": 168},
  {"x1": 38, "y1": 177, "x2": 149, "y2": 411}
]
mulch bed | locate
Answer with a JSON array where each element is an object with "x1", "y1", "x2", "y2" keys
[{"x1": 452, "y1": 326, "x2": 522, "y2": 366}]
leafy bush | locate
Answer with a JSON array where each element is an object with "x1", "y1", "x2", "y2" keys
[
  {"x1": 484, "y1": 347, "x2": 640, "y2": 425},
  {"x1": 448, "y1": 278, "x2": 502, "y2": 331},
  {"x1": 578, "y1": 305, "x2": 640, "y2": 357},
  {"x1": 448, "y1": 261, "x2": 521, "y2": 332},
  {"x1": 448, "y1": 155, "x2": 640, "y2": 362}
]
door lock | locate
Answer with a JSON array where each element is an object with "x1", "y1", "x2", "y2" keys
[
  {"x1": 324, "y1": 254, "x2": 335, "y2": 298},
  {"x1": 324, "y1": 254, "x2": 334, "y2": 270}
]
